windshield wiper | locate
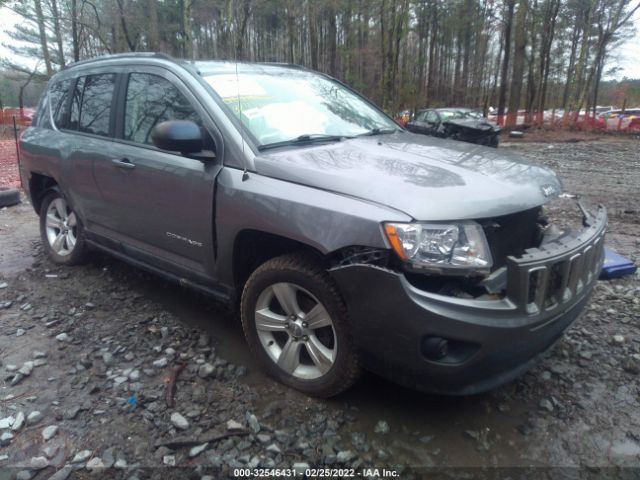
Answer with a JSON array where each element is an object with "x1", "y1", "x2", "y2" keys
[
  {"x1": 356, "y1": 127, "x2": 400, "y2": 137},
  {"x1": 258, "y1": 134, "x2": 349, "y2": 151}
]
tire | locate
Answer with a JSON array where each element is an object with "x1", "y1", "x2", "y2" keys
[
  {"x1": 240, "y1": 253, "x2": 360, "y2": 397},
  {"x1": 39, "y1": 191, "x2": 87, "y2": 265},
  {"x1": 0, "y1": 187, "x2": 20, "y2": 207}
]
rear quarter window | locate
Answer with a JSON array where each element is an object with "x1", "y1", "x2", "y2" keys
[{"x1": 36, "y1": 79, "x2": 72, "y2": 129}]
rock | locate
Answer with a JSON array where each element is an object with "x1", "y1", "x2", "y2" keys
[
  {"x1": 336, "y1": 450, "x2": 355, "y2": 463},
  {"x1": 539, "y1": 398, "x2": 554, "y2": 412},
  {"x1": 0, "y1": 431, "x2": 13, "y2": 446},
  {"x1": 47, "y1": 465, "x2": 73, "y2": 480},
  {"x1": 11, "y1": 412, "x2": 25, "y2": 431},
  {"x1": 246, "y1": 412, "x2": 260, "y2": 433},
  {"x1": 128, "y1": 369, "x2": 140, "y2": 381},
  {"x1": 42, "y1": 425, "x2": 58, "y2": 441},
  {"x1": 9, "y1": 373, "x2": 25, "y2": 386},
  {"x1": 163, "y1": 455, "x2": 176, "y2": 466},
  {"x1": 19, "y1": 361, "x2": 34, "y2": 376},
  {"x1": 86, "y1": 457, "x2": 105, "y2": 471},
  {"x1": 55, "y1": 333, "x2": 70, "y2": 342},
  {"x1": 114, "y1": 458, "x2": 127, "y2": 469},
  {"x1": 0, "y1": 416, "x2": 15, "y2": 429},
  {"x1": 419, "y1": 435, "x2": 434, "y2": 444},
  {"x1": 374, "y1": 420, "x2": 390, "y2": 434},
  {"x1": 153, "y1": 357, "x2": 168, "y2": 368},
  {"x1": 30, "y1": 456, "x2": 49, "y2": 469},
  {"x1": 101, "y1": 352, "x2": 114, "y2": 365},
  {"x1": 33, "y1": 351, "x2": 46, "y2": 359},
  {"x1": 71, "y1": 450, "x2": 92, "y2": 463},
  {"x1": 623, "y1": 355, "x2": 640, "y2": 375},
  {"x1": 5, "y1": 364, "x2": 17, "y2": 372},
  {"x1": 64, "y1": 407, "x2": 81, "y2": 420},
  {"x1": 227, "y1": 419, "x2": 244, "y2": 431},
  {"x1": 170, "y1": 412, "x2": 189, "y2": 430},
  {"x1": 101, "y1": 448, "x2": 115, "y2": 468},
  {"x1": 198, "y1": 363, "x2": 215, "y2": 378},
  {"x1": 16, "y1": 471, "x2": 33, "y2": 480},
  {"x1": 266, "y1": 443, "x2": 281, "y2": 454},
  {"x1": 613, "y1": 335, "x2": 625, "y2": 344},
  {"x1": 256, "y1": 433, "x2": 271, "y2": 444},
  {"x1": 189, "y1": 443, "x2": 209, "y2": 458},
  {"x1": 16, "y1": 328, "x2": 25, "y2": 337},
  {"x1": 43, "y1": 445, "x2": 59, "y2": 459},
  {"x1": 198, "y1": 333, "x2": 210, "y2": 347}
]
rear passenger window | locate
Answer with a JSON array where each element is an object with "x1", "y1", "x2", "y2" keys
[
  {"x1": 68, "y1": 74, "x2": 115, "y2": 137},
  {"x1": 78, "y1": 74, "x2": 115, "y2": 136},
  {"x1": 124, "y1": 73, "x2": 201, "y2": 145}
]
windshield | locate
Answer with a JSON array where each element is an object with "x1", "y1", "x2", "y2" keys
[{"x1": 201, "y1": 64, "x2": 399, "y2": 146}]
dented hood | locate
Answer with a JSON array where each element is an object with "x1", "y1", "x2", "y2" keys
[{"x1": 254, "y1": 132, "x2": 562, "y2": 220}]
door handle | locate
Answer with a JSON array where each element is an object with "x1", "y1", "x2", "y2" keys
[{"x1": 112, "y1": 158, "x2": 135, "y2": 170}]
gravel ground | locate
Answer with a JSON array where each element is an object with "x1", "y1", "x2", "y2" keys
[
  {"x1": 0, "y1": 140, "x2": 21, "y2": 189},
  {"x1": 0, "y1": 138, "x2": 638, "y2": 479}
]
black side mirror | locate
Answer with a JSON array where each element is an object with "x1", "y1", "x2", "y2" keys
[{"x1": 151, "y1": 120, "x2": 203, "y2": 154}]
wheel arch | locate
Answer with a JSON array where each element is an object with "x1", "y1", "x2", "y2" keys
[
  {"x1": 231, "y1": 229, "x2": 326, "y2": 294},
  {"x1": 28, "y1": 173, "x2": 60, "y2": 214}
]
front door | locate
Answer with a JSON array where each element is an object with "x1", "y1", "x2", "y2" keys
[{"x1": 91, "y1": 69, "x2": 222, "y2": 277}]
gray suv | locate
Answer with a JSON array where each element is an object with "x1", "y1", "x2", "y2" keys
[{"x1": 19, "y1": 53, "x2": 606, "y2": 397}]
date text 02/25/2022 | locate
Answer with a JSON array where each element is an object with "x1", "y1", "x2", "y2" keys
[{"x1": 233, "y1": 467, "x2": 400, "y2": 478}]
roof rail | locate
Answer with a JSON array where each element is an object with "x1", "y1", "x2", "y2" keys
[
  {"x1": 256, "y1": 62, "x2": 309, "y2": 71},
  {"x1": 63, "y1": 52, "x2": 178, "y2": 70}
]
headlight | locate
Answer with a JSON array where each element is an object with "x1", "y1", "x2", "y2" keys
[{"x1": 384, "y1": 221, "x2": 492, "y2": 273}]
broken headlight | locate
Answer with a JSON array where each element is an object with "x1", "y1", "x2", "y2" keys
[{"x1": 384, "y1": 221, "x2": 493, "y2": 273}]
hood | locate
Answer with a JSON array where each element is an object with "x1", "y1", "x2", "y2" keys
[
  {"x1": 444, "y1": 118, "x2": 501, "y2": 132},
  {"x1": 254, "y1": 132, "x2": 562, "y2": 221}
]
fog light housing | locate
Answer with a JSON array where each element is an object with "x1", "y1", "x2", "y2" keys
[{"x1": 421, "y1": 336, "x2": 449, "y2": 360}]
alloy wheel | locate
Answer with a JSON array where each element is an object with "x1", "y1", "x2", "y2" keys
[
  {"x1": 45, "y1": 197, "x2": 78, "y2": 257},
  {"x1": 255, "y1": 282, "x2": 337, "y2": 380}
]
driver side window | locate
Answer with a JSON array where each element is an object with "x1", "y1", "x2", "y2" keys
[
  {"x1": 124, "y1": 73, "x2": 212, "y2": 149},
  {"x1": 425, "y1": 111, "x2": 439, "y2": 123}
]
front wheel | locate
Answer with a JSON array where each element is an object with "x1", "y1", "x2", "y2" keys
[
  {"x1": 240, "y1": 253, "x2": 360, "y2": 397},
  {"x1": 39, "y1": 191, "x2": 87, "y2": 265}
]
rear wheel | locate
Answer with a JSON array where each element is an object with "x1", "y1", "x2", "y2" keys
[
  {"x1": 39, "y1": 191, "x2": 87, "y2": 265},
  {"x1": 240, "y1": 253, "x2": 360, "y2": 397}
]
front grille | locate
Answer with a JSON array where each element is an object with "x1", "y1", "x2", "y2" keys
[{"x1": 506, "y1": 206, "x2": 606, "y2": 315}]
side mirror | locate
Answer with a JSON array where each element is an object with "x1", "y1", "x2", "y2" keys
[{"x1": 151, "y1": 120, "x2": 203, "y2": 154}]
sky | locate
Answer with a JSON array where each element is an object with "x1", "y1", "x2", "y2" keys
[{"x1": 0, "y1": 4, "x2": 639, "y2": 79}]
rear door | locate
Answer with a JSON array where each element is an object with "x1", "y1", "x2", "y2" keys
[
  {"x1": 91, "y1": 67, "x2": 223, "y2": 279},
  {"x1": 62, "y1": 72, "x2": 119, "y2": 224}
]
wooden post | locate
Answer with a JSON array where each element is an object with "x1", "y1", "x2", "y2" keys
[{"x1": 12, "y1": 115, "x2": 23, "y2": 189}]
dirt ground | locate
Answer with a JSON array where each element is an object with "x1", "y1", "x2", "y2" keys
[{"x1": 0, "y1": 138, "x2": 638, "y2": 479}]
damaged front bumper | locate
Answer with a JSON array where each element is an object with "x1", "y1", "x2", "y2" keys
[{"x1": 329, "y1": 205, "x2": 607, "y2": 395}]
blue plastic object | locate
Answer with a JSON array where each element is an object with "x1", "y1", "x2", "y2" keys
[{"x1": 600, "y1": 247, "x2": 637, "y2": 279}]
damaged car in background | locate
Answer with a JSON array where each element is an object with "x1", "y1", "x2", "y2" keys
[
  {"x1": 19, "y1": 54, "x2": 605, "y2": 397},
  {"x1": 407, "y1": 108, "x2": 502, "y2": 147}
]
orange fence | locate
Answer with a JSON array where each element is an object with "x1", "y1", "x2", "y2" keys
[
  {"x1": 0, "y1": 108, "x2": 35, "y2": 126},
  {"x1": 490, "y1": 110, "x2": 640, "y2": 131}
]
